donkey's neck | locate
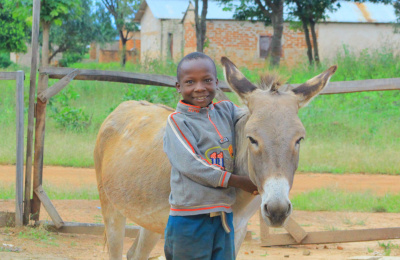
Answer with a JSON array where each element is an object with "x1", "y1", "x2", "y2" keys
[{"x1": 234, "y1": 109, "x2": 250, "y2": 177}]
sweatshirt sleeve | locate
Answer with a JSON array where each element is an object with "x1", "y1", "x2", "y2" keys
[{"x1": 163, "y1": 113, "x2": 231, "y2": 188}]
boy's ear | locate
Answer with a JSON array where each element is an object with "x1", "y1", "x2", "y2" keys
[
  {"x1": 221, "y1": 57, "x2": 257, "y2": 101},
  {"x1": 175, "y1": 82, "x2": 181, "y2": 93}
]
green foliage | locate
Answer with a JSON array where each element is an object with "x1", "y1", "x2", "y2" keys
[
  {"x1": 292, "y1": 188, "x2": 400, "y2": 212},
  {"x1": 48, "y1": 89, "x2": 91, "y2": 131},
  {"x1": 0, "y1": 52, "x2": 12, "y2": 68},
  {"x1": 50, "y1": 0, "x2": 117, "y2": 65},
  {"x1": 378, "y1": 241, "x2": 399, "y2": 256},
  {"x1": 0, "y1": 1, "x2": 28, "y2": 53}
]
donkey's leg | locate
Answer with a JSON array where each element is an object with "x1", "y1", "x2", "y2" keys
[
  {"x1": 127, "y1": 227, "x2": 161, "y2": 260},
  {"x1": 99, "y1": 189, "x2": 126, "y2": 260}
]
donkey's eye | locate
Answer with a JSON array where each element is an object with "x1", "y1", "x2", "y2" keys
[
  {"x1": 295, "y1": 137, "x2": 304, "y2": 145},
  {"x1": 247, "y1": 136, "x2": 258, "y2": 146}
]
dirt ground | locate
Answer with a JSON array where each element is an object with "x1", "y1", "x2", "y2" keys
[{"x1": 1, "y1": 165, "x2": 400, "y2": 260}]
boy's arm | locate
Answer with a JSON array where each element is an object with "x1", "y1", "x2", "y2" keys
[{"x1": 164, "y1": 113, "x2": 231, "y2": 188}]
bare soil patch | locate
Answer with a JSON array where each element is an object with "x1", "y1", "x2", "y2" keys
[{"x1": 1, "y1": 165, "x2": 400, "y2": 259}]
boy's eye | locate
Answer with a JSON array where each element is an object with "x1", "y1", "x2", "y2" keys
[
  {"x1": 186, "y1": 80, "x2": 193, "y2": 84},
  {"x1": 205, "y1": 79, "x2": 212, "y2": 83}
]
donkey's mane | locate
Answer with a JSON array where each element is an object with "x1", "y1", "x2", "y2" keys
[{"x1": 258, "y1": 73, "x2": 287, "y2": 93}]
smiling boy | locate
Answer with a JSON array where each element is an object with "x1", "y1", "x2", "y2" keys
[{"x1": 163, "y1": 52, "x2": 257, "y2": 260}]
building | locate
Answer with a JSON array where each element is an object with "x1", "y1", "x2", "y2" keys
[
  {"x1": 90, "y1": 31, "x2": 141, "y2": 63},
  {"x1": 135, "y1": 0, "x2": 400, "y2": 68}
]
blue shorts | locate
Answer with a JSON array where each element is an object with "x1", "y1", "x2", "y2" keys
[{"x1": 164, "y1": 213, "x2": 235, "y2": 260}]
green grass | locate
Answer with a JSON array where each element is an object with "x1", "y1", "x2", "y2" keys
[
  {"x1": 18, "y1": 225, "x2": 59, "y2": 246},
  {"x1": 292, "y1": 188, "x2": 400, "y2": 213},
  {"x1": 0, "y1": 183, "x2": 98, "y2": 200},
  {"x1": 0, "y1": 46, "x2": 399, "y2": 173}
]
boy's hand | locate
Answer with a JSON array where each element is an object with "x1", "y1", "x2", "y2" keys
[{"x1": 228, "y1": 175, "x2": 259, "y2": 195}]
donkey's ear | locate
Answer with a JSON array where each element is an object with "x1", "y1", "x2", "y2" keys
[
  {"x1": 292, "y1": 65, "x2": 337, "y2": 108},
  {"x1": 221, "y1": 57, "x2": 257, "y2": 100}
]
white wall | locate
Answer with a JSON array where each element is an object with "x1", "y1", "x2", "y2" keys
[{"x1": 318, "y1": 22, "x2": 400, "y2": 61}]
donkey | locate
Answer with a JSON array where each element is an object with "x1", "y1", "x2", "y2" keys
[{"x1": 94, "y1": 57, "x2": 337, "y2": 259}]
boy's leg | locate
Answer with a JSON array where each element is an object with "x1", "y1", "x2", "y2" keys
[
  {"x1": 211, "y1": 213, "x2": 235, "y2": 260},
  {"x1": 164, "y1": 214, "x2": 214, "y2": 260}
]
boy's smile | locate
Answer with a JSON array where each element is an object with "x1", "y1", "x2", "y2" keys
[{"x1": 176, "y1": 58, "x2": 218, "y2": 107}]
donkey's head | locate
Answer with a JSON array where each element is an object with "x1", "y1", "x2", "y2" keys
[{"x1": 221, "y1": 57, "x2": 337, "y2": 227}]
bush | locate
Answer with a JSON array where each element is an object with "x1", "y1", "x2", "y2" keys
[
  {"x1": 0, "y1": 53, "x2": 12, "y2": 68},
  {"x1": 59, "y1": 52, "x2": 84, "y2": 67}
]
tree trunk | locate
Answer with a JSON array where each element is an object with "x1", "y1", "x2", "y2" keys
[
  {"x1": 269, "y1": 1, "x2": 284, "y2": 67},
  {"x1": 119, "y1": 30, "x2": 127, "y2": 67},
  {"x1": 195, "y1": 0, "x2": 208, "y2": 52},
  {"x1": 309, "y1": 18, "x2": 320, "y2": 65},
  {"x1": 42, "y1": 21, "x2": 50, "y2": 67},
  {"x1": 301, "y1": 18, "x2": 313, "y2": 65}
]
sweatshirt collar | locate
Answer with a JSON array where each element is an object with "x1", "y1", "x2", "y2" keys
[{"x1": 176, "y1": 100, "x2": 214, "y2": 114}]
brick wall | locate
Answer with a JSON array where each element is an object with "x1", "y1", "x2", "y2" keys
[{"x1": 183, "y1": 6, "x2": 308, "y2": 69}]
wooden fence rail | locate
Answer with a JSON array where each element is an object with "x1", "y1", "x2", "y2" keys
[{"x1": 40, "y1": 67, "x2": 400, "y2": 95}]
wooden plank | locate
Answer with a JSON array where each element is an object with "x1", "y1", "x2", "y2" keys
[
  {"x1": 40, "y1": 67, "x2": 400, "y2": 94},
  {"x1": 0, "y1": 72, "x2": 17, "y2": 80},
  {"x1": 261, "y1": 227, "x2": 400, "y2": 247},
  {"x1": 38, "y1": 69, "x2": 79, "y2": 102},
  {"x1": 25, "y1": 0, "x2": 41, "y2": 225},
  {"x1": 283, "y1": 217, "x2": 308, "y2": 243},
  {"x1": 0, "y1": 212, "x2": 15, "y2": 227},
  {"x1": 34, "y1": 185, "x2": 64, "y2": 228},
  {"x1": 31, "y1": 73, "x2": 48, "y2": 222},
  {"x1": 38, "y1": 221, "x2": 140, "y2": 238},
  {"x1": 15, "y1": 71, "x2": 24, "y2": 227},
  {"x1": 39, "y1": 67, "x2": 231, "y2": 91}
]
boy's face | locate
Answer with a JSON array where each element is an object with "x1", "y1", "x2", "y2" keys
[{"x1": 176, "y1": 58, "x2": 218, "y2": 107}]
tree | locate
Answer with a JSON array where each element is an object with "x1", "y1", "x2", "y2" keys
[
  {"x1": 15, "y1": 0, "x2": 81, "y2": 67},
  {"x1": 287, "y1": 0, "x2": 339, "y2": 65},
  {"x1": 220, "y1": 0, "x2": 284, "y2": 67},
  {"x1": 0, "y1": 1, "x2": 28, "y2": 53},
  {"x1": 101, "y1": 0, "x2": 141, "y2": 67},
  {"x1": 49, "y1": 0, "x2": 117, "y2": 65},
  {"x1": 394, "y1": 0, "x2": 400, "y2": 32},
  {"x1": 194, "y1": 0, "x2": 208, "y2": 52}
]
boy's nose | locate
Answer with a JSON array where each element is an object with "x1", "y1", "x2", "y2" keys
[{"x1": 194, "y1": 83, "x2": 206, "y2": 92}]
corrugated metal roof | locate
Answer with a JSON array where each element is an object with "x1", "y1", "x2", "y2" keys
[{"x1": 137, "y1": 0, "x2": 397, "y2": 23}]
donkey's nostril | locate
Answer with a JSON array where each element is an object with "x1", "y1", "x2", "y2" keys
[
  {"x1": 286, "y1": 203, "x2": 292, "y2": 216},
  {"x1": 264, "y1": 204, "x2": 270, "y2": 216}
]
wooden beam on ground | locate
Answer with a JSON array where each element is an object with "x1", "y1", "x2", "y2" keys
[
  {"x1": 15, "y1": 71, "x2": 24, "y2": 227},
  {"x1": 38, "y1": 69, "x2": 79, "y2": 102},
  {"x1": 24, "y1": 0, "x2": 41, "y2": 225},
  {"x1": 38, "y1": 221, "x2": 140, "y2": 238},
  {"x1": 0, "y1": 72, "x2": 17, "y2": 80},
  {"x1": 283, "y1": 217, "x2": 308, "y2": 243},
  {"x1": 34, "y1": 185, "x2": 64, "y2": 228},
  {"x1": 0, "y1": 212, "x2": 15, "y2": 227},
  {"x1": 39, "y1": 67, "x2": 231, "y2": 90},
  {"x1": 261, "y1": 227, "x2": 400, "y2": 247}
]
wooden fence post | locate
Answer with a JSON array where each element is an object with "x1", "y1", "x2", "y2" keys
[
  {"x1": 24, "y1": 0, "x2": 41, "y2": 225},
  {"x1": 31, "y1": 72, "x2": 48, "y2": 222},
  {"x1": 15, "y1": 71, "x2": 24, "y2": 227}
]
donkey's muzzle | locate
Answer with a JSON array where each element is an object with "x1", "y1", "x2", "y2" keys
[{"x1": 262, "y1": 200, "x2": 292, "y2": 227}]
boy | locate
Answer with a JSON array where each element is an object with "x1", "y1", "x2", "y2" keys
[{"x1": 163, "y1": 52, "x2": 257, "y2": 260}]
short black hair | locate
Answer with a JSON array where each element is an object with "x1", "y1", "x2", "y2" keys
[{"x1": 177, "y1": 52, "x2": 217, "y2": 82}]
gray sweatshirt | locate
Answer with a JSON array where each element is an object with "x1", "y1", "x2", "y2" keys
[{"x1": 163, "y1": 100, "x2": 242, "y2": 216}]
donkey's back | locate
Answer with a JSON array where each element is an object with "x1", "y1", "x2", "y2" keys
[{"x1": 94, "y1": 100, "x2": 173, "y2": 234}]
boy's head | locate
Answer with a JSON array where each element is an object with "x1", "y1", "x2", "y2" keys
[{"x1": 176, "y1": 52, "x2": 218, "y2": 107}]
